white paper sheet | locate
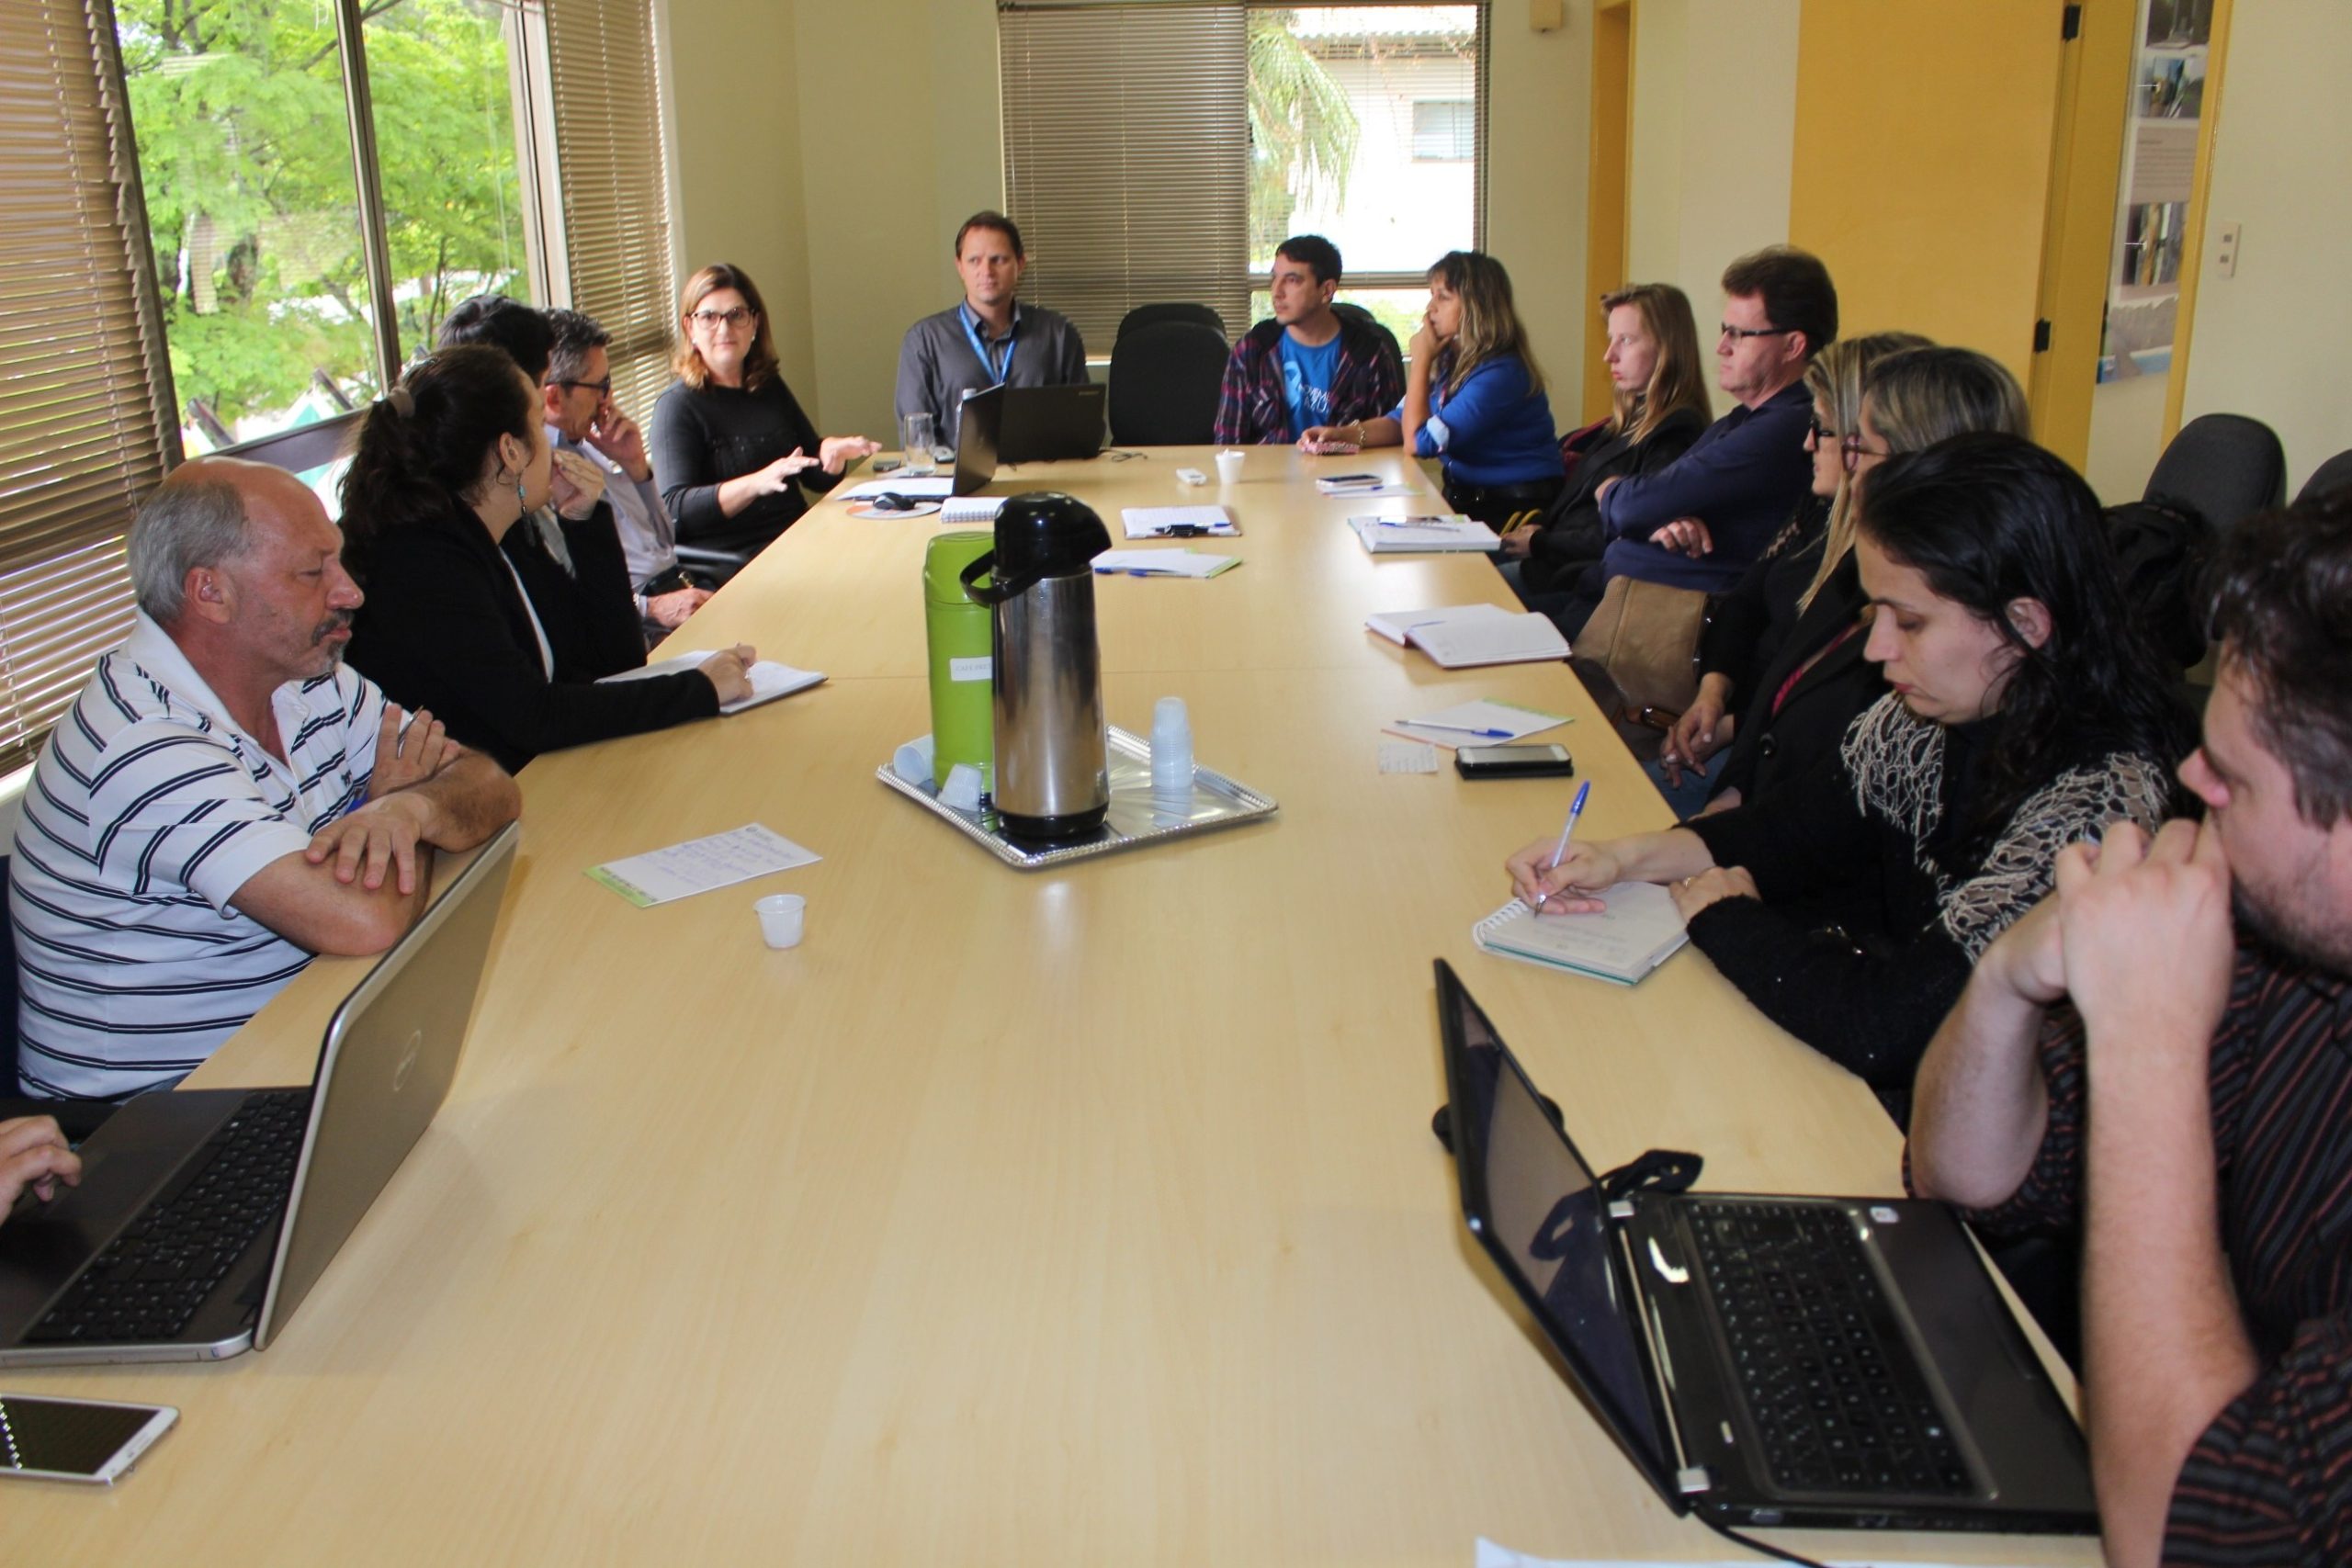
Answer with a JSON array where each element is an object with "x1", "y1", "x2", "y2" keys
[
  {"x1": 1385, "y1": 699, "x2": 1568, "y2": 750},
  {"x1": 1476, "y1": 1540, "x2": 2006, "y2": 1568},
  {"x1": 1377, "y1": 740, "x2": 1441, "y2": 773},
  {"x1": 1121, "y1": 505, "x2": 1237, "y2": 538},
  {"x1": 1347, "y1": 514, "x2": 1500, "y2": 553},
  {"x1": 1404, "y1": 612, "x2": 1570, "y2": 669},
  {"x1": 585, "y1": 823, "x2": 820, "y2": 908},
  {"x1": 598, "y1": 652, "x2": 825, "y2": 715},
  {"x1": 1364, "y1": 603, "x2": 1512, "y2": 646},
  {"x1": 1091, "y1": 548, "x2": 1239, "y2": 578}
]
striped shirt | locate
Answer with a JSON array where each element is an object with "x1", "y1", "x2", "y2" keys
[
  {"x1": 10, "y1": 613, "x2": 389, "y2": 1100},
  {"x1": 1951, "y1": 945, "x2": 2352, "y2": 1564}
]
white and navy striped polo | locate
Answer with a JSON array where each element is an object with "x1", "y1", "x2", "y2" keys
[{"x1": 10, "y1": 613, "x2": 389, "y2": 1100}]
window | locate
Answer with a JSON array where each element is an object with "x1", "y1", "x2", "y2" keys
[
  {"x1": 999, "y1": 2, "x2": 1486, "y2": 347},
  {"x1": 0, "y1": 0, "x2": 175, "y2": 773},
  {"x1": 1411, "y1": 97, "x2": 1474, "y2": 161}
]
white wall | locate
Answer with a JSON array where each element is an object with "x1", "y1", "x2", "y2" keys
[
  {"x1": 1624, "y1": 0, "x2": 1801, "y2": 419},
  {"x1": 2175, "y1": 0, "x2": 2352, "y2": 496}
]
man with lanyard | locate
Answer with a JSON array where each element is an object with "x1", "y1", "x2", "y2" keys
[
  {"x1": 1212, "y1": 234, "x2": 1402, "y2": 446},
  {"x1": 894, "y1": 210, "x2": 1088, "y2": 442}
]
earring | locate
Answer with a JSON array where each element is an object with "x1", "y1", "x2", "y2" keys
[{"x1": 514, "y1": 470, "x2": 527, "y2": 510}]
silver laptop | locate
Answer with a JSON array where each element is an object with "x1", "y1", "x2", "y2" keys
[{"x1": 0, "y1": 824, "x2": 517, "y2": 1365}]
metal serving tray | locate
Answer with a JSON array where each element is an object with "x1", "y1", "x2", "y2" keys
[{"x1": 876, "y1": 725, "x2": 1278, "y2": 870}]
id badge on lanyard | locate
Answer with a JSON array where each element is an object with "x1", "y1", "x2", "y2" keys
[{"x1": 960, "y1": 308, "x2": 1015, "y2": 384}]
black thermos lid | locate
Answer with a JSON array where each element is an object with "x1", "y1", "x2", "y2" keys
[{"x1": 991, "y1": 491, "x2": 1112, "y2": 581}]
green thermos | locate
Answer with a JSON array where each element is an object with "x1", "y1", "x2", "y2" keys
[{"x1": 923, "y1": 531, "x2": 997, "y2": 790}]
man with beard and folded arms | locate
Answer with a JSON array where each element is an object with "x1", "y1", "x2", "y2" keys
[
  {"x1": 9, "y1": 457, "x2": 519, "y2": 1100},
  {"x1": 1908, "y1": 493, "x2": 2352, "y2": 1564}
]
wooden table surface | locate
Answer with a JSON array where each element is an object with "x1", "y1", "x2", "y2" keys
[{"x1": 2, "y1": 447, "x2": 2099, "y2": 1564}]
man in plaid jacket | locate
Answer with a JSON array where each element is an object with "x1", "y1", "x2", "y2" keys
[{"x1": 1212, "y1": 235, "x2": 1403, "y2": 446}]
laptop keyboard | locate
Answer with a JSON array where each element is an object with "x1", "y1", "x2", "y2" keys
[
  {"x1": 1685, "y1": 1200, "x2": 1973, "y2": 1497},
  {"x1": 26, "y1": 1090, "x2": 313, "y2": 1345}
]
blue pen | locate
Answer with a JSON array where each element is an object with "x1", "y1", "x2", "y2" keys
[
  {"x1": 1402, "y1": 719, "x2": 1515, "y2": 739},
  {"x1": 1532, "y1": 781, "x2": 1591, "y2": 911}
]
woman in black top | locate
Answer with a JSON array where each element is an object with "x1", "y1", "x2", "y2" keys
[
  {"x1": 341, "y1": 345, "x2": 753, "y2": 774},
  {"x1": 1656, "y1": 344, "x2": 2030, "y2": 818},
  {"x1": 1501, "y1": 282, "x2": 1712, "y2": 613},
  {"x1": 648, "y1": 264, "x2": 879, "y2": 560},
  {"x1": 1508, "y1": 435, "x2": 2192, "y2": 1118}
]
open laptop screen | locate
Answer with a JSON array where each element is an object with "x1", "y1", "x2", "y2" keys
[{"x1": 1440, "y1": 965, "x2": 1670, "y2": 1483}]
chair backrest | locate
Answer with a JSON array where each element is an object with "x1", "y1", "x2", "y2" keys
[
  {"x1": 1332, "y1": 302, "x2": 1405, "y2": 389},
  {"x1": 2295, "y1": 447, "x2": 2352, "y2": 506},
  {"x1": 2143, "y1": 412, "x2": 2288, "y2": 536},
  {"x1": 1107, "y1": 321, "x2": 1231, "y2": 445},
  {"x1": 1116, "y1": 303, "x2": 1226, "y2": 344}
]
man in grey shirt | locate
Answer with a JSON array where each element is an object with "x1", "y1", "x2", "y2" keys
[
  {"x1": 544, "y1": 309, "x2": 712, "y2": 638},
  {"x1": 895, "y1": 210, "x2": 1088, "y2": 441}
]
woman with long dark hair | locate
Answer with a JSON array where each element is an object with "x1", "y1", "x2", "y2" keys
[
  {"x1": 648, "y1": 263, "x2": 879, "y2": 561},
  {"x1": 1507, "y1": 434, "x2": 2192, "y2": 1115},
  {"x1": 342, "y1": 345, "x2": 752, "y2": 774},
  {"x1": 1301, "y1": 250, "x2": 1560, "y2": 524}
]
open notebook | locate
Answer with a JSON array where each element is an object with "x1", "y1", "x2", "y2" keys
[
  {"x1": 598, "y1": 651, "x2": 825, "y2": 715},
  {"x1": 1364, "y1": 604, "x2": 1567, "y2": 668},
  {"x1": 1471, "y1": 883, "x2": 1689, "y2": 986}
]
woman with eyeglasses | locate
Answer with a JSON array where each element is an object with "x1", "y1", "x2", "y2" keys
[
  {"x1": 342, "y1": 345, "x2": 752, "y2": 775},
  {"x1": 1506, "y1": 434, "x2": 2191, "y2": 1121},
  {"x1": 647, "y1": 264, "x2": 880, "y2": 561},
  {"x1": 1300, "y1": 251, "x2": 1561, "y2": 525},
  {"x1": 1657, "y1": 345, "x2": 2032, "y2": 819},
  {"x1": 1500, "y1": 282, "x2": 1713, "y2": 614}
]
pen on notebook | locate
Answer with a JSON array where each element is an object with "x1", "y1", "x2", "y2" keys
[
  {"x1": 1532, "y1": 780, "x2": 1592, "y2": 912},
  {"x1": 1401, "y1": 720, "x2": 1515, "y2": 738},
  {"x1": 1371, "y1": 515, "x2": 1452, "y2": 527}
]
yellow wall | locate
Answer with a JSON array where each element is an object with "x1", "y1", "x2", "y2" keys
[
  {"x1": 2175, "y1": 0, "x2": 2352, "y2": 494},
  {"x1": 663, "y1": 0, "x2": 1591, "y2": 441},
  {"x1": 1623, "y1": 0, "x2": 1801, "y2": 418}
]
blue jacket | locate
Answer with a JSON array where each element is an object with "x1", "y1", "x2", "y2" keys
[
  {"x1": 1390, "y1": 355, "x2": 1559, "y2": 488},
  {"x1": 1596, "y1": 380, "x2": 1814, "y2": 592}
]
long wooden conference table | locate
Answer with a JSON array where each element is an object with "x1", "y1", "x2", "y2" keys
[{"x1": 4, "y1": 447, "x2": 2098, "y2": 1564}]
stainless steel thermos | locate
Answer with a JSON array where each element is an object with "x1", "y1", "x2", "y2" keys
[{"x1": 957, "y1": 492, "x2": 1113, "y2": 842}]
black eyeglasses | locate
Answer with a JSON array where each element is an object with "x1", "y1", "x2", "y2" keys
[
  {"x1": 1720, "y1": 322, "x2": 1796, "y2": 341},
  {"x1": 689, "y1": 308, "x2": 755, "y2": 329},
  {"x1": 556, "y1": 377, "x2": 614, "y2": 398},
  {"x1": 1807, "y1": 414, "x2": 1839, "y2": 447}
]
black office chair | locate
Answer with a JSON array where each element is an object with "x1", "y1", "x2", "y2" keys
[
  {"x1": 1331, "y1": 301, "x2": 1404, "y2": 390},
  {"x1": 1107, "y1": 321, "x2": 1230, "y2": 446},
  {"x1": 2144, "y1": 412, "x2": 2288, "y2": 538},
  {"x1": 1116, "y1": 303, "x2": 1226, "y2": 344},
  {"x1": 671, "y1": 544, "x2": 748, "y2": 585},
  {"x1": 2295, "y1": 448, "x2": 2352, "y2": 505},
  {"x1": 0, "y1": 858, "x2": 117, "y2": 1141}
]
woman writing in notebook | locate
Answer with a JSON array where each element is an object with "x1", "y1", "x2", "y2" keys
[
  {"x1": 341, "y1": 345, "x2": 752, "y2": 775},
  {"x1": 1504, "y1": 434, "x2": 2190, "y2": 1121},
  {"x1": 1301, "y1": 251, "x2": 1561, "y2": 526}
]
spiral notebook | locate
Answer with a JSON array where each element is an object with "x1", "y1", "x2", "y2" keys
[{"x1": 1471, "y1": 884, "x2": 1689, "y2": 986}]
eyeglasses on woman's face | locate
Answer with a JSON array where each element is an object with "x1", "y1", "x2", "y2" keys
[
  {"x1": 1805, "y1": 414, "x2": 1840, "y2": 448},
  {"x1": 688, "y1": 307, "x2": 755, "y2": 331}
]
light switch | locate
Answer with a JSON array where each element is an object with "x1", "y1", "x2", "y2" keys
[{"x1": 2214, "y1": 221, "x2": 2242, "y2": 278}]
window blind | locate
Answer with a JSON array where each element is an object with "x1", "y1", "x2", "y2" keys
[
  {"x1": 999, "y1": 2, "x2": 1251, "y2": 348},
  {"x1": 541, "y1": 0, "x2": 675, "y2": 414},
  {"x1": 0, "y1": 0, "x2": 175, "y2": 773}
]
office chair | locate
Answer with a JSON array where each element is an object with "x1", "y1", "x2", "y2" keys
[
  {"x1": 2144, "y1": 412, "x2": 2288, "y2": 537},
  {"x1": 2296, "y1": 447, "x2": 2352, "y2": 505},
  {"x1": 0, "y1": 859, "x2": 118, "y2": 1141},
  {"x1": 1107, "y1": 321, "x2": 1230, "y2": 446},
  {"x1": 1116, "y1": 303, "x2": 1226, "y2": 344},
  {"x1": 1331, "y1": 302, "x2": 1405, "y2": 389}
]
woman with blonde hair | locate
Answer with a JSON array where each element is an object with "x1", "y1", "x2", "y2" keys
[
  {"x1": 1504, "y1": 282, "x2": 1713, "y2": 608},
  {"x1": 1301, "y1": 250, "x2": 1561, "y2": 524},
  {"x1": 1657, "y1": 343, "x2": 2031, "y2": 817},
  {"x1": 647, "y1": 263, "x2": 879, "y2": 562}
]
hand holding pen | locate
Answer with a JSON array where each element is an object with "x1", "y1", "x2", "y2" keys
[{"x1": 1504, "y1": 782, "x2": 1619, "y2": 915}]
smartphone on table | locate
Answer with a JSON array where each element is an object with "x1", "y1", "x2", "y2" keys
[
  {"x1": 1454, "y1": 744, "x2": 1575, "y2": 779},
  {"x1": 0, "y1": 1393, "x2": 176, "y2": 1484}
]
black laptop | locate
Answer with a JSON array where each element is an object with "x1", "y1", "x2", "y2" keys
[
  {"x1": 997, "y1": 384, "x2": 1105, "y2": 464},
  {"x1": 953, "y1": 383, "x2": 1003, "y2": 497},
  {"x1": 1433, "y1": 959, "x2": 2096, "y2": 1534},
  {"x1": 0, "y1": 825, "x2": 517, "y2": 1365}
]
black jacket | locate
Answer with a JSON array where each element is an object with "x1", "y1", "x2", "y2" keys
[
  {"x1": 1518, "y1": 404, "x2": 1706, "y2": 596},
  {"x1": 500, "y1": 503, "x2": 652, "y2": 684},
  {"x1": 649, "y1": 377, "x2": 844, "y2": 558},
  {"x1": 345, "y1": 498, "x2": 718, "y2": 774}
]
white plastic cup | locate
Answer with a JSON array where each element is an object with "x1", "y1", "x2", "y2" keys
[
  {"x1": 892, "y1": 735, "x2": 936, "y2": 786},
  {"x1": 939, "y1": 762, "x2": 987, "y2": 812},
  {"x1": 1214, "y1": 449, "x2": 1246, "y2": 486},
  {"x1": 755, "y1": 893, "x2": 806, "y2": 949}
]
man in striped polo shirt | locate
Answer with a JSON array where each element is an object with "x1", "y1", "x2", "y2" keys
[
  {"x1": 1909, "y1": 494, "x2": 2352, "y2": 1564},
  {"x1": 10, "y1": 457, "x2": 520, "y2": 1100}
]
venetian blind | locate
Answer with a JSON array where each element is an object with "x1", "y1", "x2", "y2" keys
[
  {"x1": 998, "y1": 2, "x2": 1251, "y2": 348},
  {"x1": 0, "y1": 0, "x2": 175, "y2": 773},
  {"x1": 542, "y1": 0, "x2": 675, "y2": 414}
]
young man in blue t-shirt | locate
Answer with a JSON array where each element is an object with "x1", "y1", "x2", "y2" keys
[{"x1": 1211, "y1": 235, "x2": 1403, "y2": 446}]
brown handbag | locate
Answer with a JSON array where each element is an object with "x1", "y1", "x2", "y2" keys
[{"x1": 1573, "y1": 575, "x2": 1708, "y2": 715}]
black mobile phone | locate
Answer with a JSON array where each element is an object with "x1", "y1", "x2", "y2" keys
[{"x1": 1454, "y1": 744, "x2": 1575, "y2": 779}]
